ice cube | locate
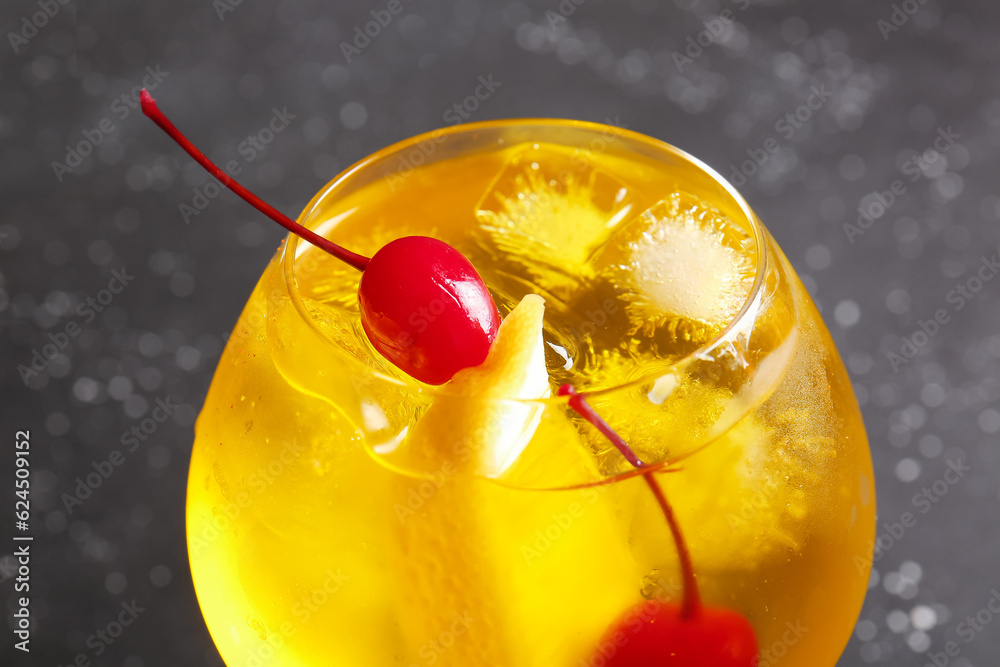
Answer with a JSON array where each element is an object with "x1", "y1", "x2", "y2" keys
[
  {"x1": 593, "y1": 193, "x2": 756, "y2": 336},
  {"x1": 475, "y1": 143, "x2": 639, "y2": 298}
]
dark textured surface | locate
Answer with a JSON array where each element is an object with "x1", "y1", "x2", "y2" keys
[{"x1": 2, "y1": 1, "x2": 999, "y2": 665}]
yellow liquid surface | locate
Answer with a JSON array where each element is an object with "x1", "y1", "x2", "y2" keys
[{"x1": 187, "y1": 126, "x2": 876, "y2": 666}]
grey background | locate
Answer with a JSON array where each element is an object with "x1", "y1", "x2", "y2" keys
[{"x1": 2, "y1": 0, "x2": 999, "y2": 665}]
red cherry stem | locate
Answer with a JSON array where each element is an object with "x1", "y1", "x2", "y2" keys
[
  {"x1": 641, "y1": 466, "x2": 701, "y2": 619},
  {"x1": 558, "y1": 384, "x2": 701, "y2": 620},
  {"x1": 558, "y1": 385, "x2": 644, "y2": 467},
  {"x1": 139, "y1": 89, "x2": 369, "y2": 272}
]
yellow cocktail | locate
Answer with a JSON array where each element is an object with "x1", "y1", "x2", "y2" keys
[{"x1": 186, "y1": 120, "x2": 875, "y2": 666}]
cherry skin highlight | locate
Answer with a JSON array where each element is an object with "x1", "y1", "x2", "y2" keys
[
  {"x1": 359, "y1": 236, "x2": 500, "y2": 385},
  {"x1": 140, "y1": 89, "x2": 500, "y2": 385},
  {"x1": 597, "y1": 604, "x2": 759, "y2": 667},
  {"x1": 558, "y1": 385, "x2": 760, "y2": 667}
]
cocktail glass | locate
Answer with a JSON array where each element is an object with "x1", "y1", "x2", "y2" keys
[{"x1": 186, "y1": 119, "x2": 875, "y2": 666}]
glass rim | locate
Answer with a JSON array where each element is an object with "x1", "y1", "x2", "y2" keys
[{"x1": 282, "y1": 117, "x2": 769, "y2": 404}]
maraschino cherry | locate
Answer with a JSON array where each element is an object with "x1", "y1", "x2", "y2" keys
[
  {"x1": 559, "y1": 385, "x2": 759, "y2": 666},
  {"x1": 140, "y1": 90, "x2": 499, "y2": 385}
]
